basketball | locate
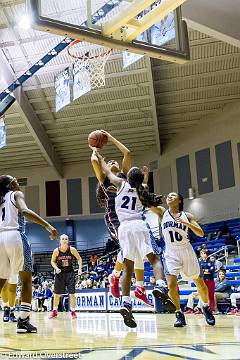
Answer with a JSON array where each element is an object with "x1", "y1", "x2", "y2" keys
[{"x1": 88, "y1": 130, "x2": 108, "y2": 149}]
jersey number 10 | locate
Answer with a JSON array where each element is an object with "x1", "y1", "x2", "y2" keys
[
  {"x1": 169, "y1": 230, "x2": 183, "y2": 242},
  {"x1": 121, "y1": 196, "x2": 137, "y2": 210}
]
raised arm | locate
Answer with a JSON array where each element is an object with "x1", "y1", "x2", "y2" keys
[
  {"x1": 177, "y1": 212, "x2": 204, "y2": 237},
  {"x1": 101, "y1": 130, "x2": 131, "y2": 175},
  {"x1": 95, "y1": 151, "x2": 123, "y2": 189},
  {"x1": 149, "y1": 206, "x2": 166, "y2": 222},
  {"x1": 70, "y1": 247, "x2": 82, "y2": 275},
  {"x1": 91, "y1": 150, "x2": 106, "y2": 183},
  {"x1": 15, "y1": 191, "x2": 58, "y2": 240}
]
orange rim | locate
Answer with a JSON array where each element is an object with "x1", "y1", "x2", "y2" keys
[{"x1": 67, "y1": 39, "x2": 112, "y2": 60}]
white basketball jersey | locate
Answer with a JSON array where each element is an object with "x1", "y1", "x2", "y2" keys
[
  {"x1": 161, "y1": 210, "x2": 190, "y2": 248},
  {"x1": 115, "y1": 181, "x2": 144, "y2": 223},
  {"x1": 0, "y1": 191, "x2": 25, "y2": 232}
]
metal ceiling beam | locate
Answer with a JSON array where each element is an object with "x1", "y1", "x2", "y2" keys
[{"x1": 0, "y1": 50, "x2": 63, "y2": 177}]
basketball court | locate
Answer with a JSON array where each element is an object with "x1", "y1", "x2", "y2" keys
[
  {"x1": 0, "y1": 313, "x2": 240, "y2": 359},
  {"x1": 0, "y1": 0, "x2": 240, "y2": 359}
]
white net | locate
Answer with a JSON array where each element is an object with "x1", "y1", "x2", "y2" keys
[{"x1": 68, "y1": 40, "x2": 112, "y2": 89}]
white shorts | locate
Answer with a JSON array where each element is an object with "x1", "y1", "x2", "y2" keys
[
  {"x1": 0, "y1": 230, "x2": 32, "y2": 280},
  {"x1": 164, "y1": 245, "x2": 200, "y2": 280},
  {"x1": 117, "y1": 249, "x2": 144, "y2": 270},
  {"x1": 8, "y1": 274, "x2": 18, "y2": 285},
  {"x1": 118, "y1": 220, "x2": 153, "y2": 263}
]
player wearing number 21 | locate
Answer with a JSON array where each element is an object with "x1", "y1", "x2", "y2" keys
[
  {"x1": 95, "y1": 151, "x2": 164, "y2": 328},
  {"x1": 150, "y1": 192, "x2": 216, "y2": 328}
]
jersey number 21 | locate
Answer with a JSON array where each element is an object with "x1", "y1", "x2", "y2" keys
[{"x1": 121, "y1": 196, "x2": 137, "y2": 210}]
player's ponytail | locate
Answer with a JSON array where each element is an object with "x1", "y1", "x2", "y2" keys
[
  {"x1": 178, "y1": 193, "x2": 184, "y2": 211},
  {"x1": 0, "y1": 175, "x2": 12, "y2": 205},
  {"x1": 128, "y1": 167, "x2": 163, "y2": 207}
]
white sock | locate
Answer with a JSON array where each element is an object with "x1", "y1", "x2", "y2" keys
[
  {"x1": 19, "y1": 302, "x2": 31, "y2": 320},
  {"x1": 202, "y1": 302, "x2": 208, "y2": 307},
  {"x1": 156, "y1": 279, "x2": 166, "y2": 288},
  {"x1": 113, "y1": 270, "x2": 121, "y2": 278},
  {"x1": 10, "y1": 307, "x2": 15, "y2": 312},
  {"x1": 122, "y1": 296, "x2": 131, "y2": 304},
  {"x1": 2, "y1": 302, "x2": 9, "y2": 308},
  {"x1": 136, "y1": 281, "x2": 144, "y2": 287}
]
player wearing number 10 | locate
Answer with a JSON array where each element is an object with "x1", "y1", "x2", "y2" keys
[{"x1": 150, "y1": 192, "x2": 215, "y2": 327}]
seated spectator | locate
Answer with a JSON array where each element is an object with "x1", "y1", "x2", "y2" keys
[
  {"x1": 209, "y1": 255, "x2": 223, "y2": 272},
  {"x1": 42, "y1": 283, "x2": 53, "y2": 311},
  {"x1": 36, "y1": 285, "x2": 46, "y2": 312},
  {"x1": 229, "y1": 285, "x2": 240, "y2": 314},
  {"x1": 90, "y1": 254, "x2": 98, "y2": 264},
  {"x1": 86, "y1": 279, "x2": 93, "y2": 289},
  {"x1": 225, "y1": 233, "x2": 238, "y2": 254},
  {"x1": 96, "y1": 260, "x2": 106, "y2": 275},
  {"x1": 215, "y1": 270, "x2": 232, "y2": 310},
  {"x1": 149, "y1": 276, "x2": 156, "y2": 286},
  {"x1": 102, "y1": 271, "x2": 110, "y2": 288},
  {"x1": 185, "y1": 291, "x2": 203, "y2": 314},
  {"x1": 216, "y1": 221, "x2": 230, "y2": 240}
]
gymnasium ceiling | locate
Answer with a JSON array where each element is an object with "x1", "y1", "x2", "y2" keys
[{"x1": 0, "y1": 0, "x2": 240, "y2": 176}]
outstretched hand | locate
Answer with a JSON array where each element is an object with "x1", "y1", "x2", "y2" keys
[
  {"x1": 46, "y1": 225, "x2": 59, "y2": 240},
  {"x1": 94, "y1": 150, "x2": 104, "y2": 162},
  {"x1": 100, "y1": 130, "x2": 112, "y2": 140}
]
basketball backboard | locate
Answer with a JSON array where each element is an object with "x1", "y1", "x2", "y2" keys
[{"x1": 28, "y1": 0, "x2": 190, "y2": 64}]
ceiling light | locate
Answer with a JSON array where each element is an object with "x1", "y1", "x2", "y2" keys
[{"x1": 18, "y1": 14, "x2": 31, "y2": 30}]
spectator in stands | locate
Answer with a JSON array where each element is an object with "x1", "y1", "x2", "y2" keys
[
  {"x1": 229, "y1": 285, "x2": 240, "y2": 314},
  {"x1": 42, "y1": 283, "x2": 53, "y2": 311},
  {"x1": 95, "y1": 260, "x2": 106, "y2": 278},
  {"x1": 209, "y1": 255, "x2": 223, "y2": 272},
  {"x1": 36, "y1": 285, "x2": 46, "y2": 312},
  {"x1": 215, "y1": 270, "x2": 232, "y2": 311},
  {"x1": 216, "y1": 222, "x2": 230, "y2": 240},
  {"x1": 86, "y1": 279, "x2": 93, "y2": 289},
  {"x1": 196, "y1": 243, "x2": 207, "y2": 257},
  {"x1": 225, "y1": 233, "x2": 238, "y2": 254},
  {"x1": 90, "y1": 254, "x2": 97, "y2": 264},
  {"x1": 150, "y1": 276, "x2": 156, "y2": 286},
  {"x1": 185, "y1": 291, "x2": 203, "y2": 314},
  {"x1": 199, "y1": 250, "x2": 215, "y2": 311}
]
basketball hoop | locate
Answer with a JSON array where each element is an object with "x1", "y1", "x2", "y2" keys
[{"x1": 68, "y1": 39, "x2": 112, "y2": 89}]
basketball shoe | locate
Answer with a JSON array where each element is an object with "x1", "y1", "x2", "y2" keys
[
  {"x1": 174, "y1": 311, "x2": 187, "y2": 327},
  {"x1": 120, "y1": 302, "x2": 137, "y2": 328},
  {"x1": 202, "y1": 305, "x2": 215, "y2": 326},
  {"x1": 152, "y1": 287, "x2": 176, "y2": 312},
  {"x1": 3, "y1": 306, "x2": 10, "y2": 322},
  {"x1": 71, "y1": 311, "x2": 77, "y2": 319},
  {"x1": 17, "y1": 317, "x2": 37, "y2": 333},
  {"x1": 108, "y1": 273, "x2": 120, "y2": 298},
  {"x1": 134, "y1": 286, "x2": 154, "y2": 307},
  {"x1": 49, "y1": 309, "x2": 58, "y2": 319}
]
